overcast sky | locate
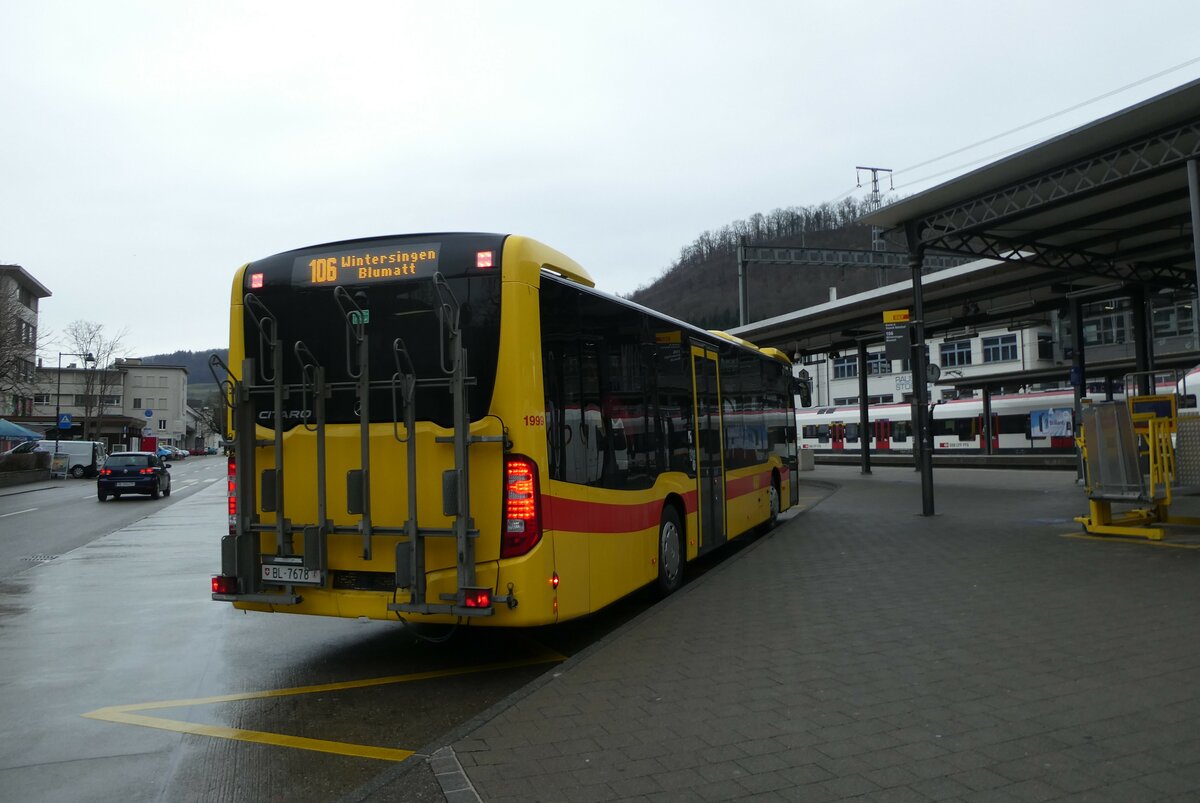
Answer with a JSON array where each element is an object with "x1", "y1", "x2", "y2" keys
[{"x1": 3, "y1": 1, "x2": 1200, "y2": 360}]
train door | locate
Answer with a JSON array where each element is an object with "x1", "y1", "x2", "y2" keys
[
  {"x1": 976, "y1": 414, "x2": 1000, "y2": 451},
  {"x1": 830, "y1": 421, "x2": 845, "y2": 451},
  {"x1": 874, "y1": 419, "x2": 891, "y2": 450},
  {"x1": 691, "y1": 346, "x2": 725, "y2": 552}
]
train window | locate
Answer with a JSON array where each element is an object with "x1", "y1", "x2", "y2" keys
[
  {"x1": 892, "y1": 422, "x2": 910, "y2": 443},
  {"x1": 816, "y1": 424, "x2": 829, "y2": 443},
  {"x1": 954, "y1": 417, "x2": 976, "y2": 441},
  {"x1": 997, "y1": 414, "x2": 1026, "y2": 435},
  {"x1": 845, "y1": 423, "x2": 859, "y2": 443},
  {"x1": 930, "y1": 419, "x2": 954, "y2": 437}
]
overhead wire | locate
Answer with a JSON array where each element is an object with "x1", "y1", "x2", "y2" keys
[{"x1": 827, "y1": 55, "x2": 1200, "y2": 205}]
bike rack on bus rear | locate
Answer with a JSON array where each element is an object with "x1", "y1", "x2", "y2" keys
[{"x1": 215, "y1": 274, "x2": 511, "y2": 616}]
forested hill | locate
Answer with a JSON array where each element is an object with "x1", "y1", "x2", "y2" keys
[
  {"x1": 143, "y1": 349, "x2": 228, "y2": 379},
  {"x1": 628, "y1": 198, "x2": 901, "y2": 330}
]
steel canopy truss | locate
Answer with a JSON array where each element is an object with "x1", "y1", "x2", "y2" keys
[
  {"x1": 913, "y1": 120, "x2": 1200, "y2": 288},
  {"x1": 739, "y1": 245, "x2": 972, "y2": 271}
]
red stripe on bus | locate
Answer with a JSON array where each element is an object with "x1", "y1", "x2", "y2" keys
[{"x1": 544, "y1": 491, "x2": 697, "y2": 534}]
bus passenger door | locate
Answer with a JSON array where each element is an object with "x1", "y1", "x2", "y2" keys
[{"x1": 691, "y1": 346, "x2": 725, "y2": 552}]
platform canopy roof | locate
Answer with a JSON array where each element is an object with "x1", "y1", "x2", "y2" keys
[{"x1": 734, "y1": 78, "x2": 1200, "y2": 358}]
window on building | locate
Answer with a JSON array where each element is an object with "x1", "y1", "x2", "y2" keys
[
  {"x1": 33, "y1": 394, "x2": 50, "y2": 406},
  {"x1": 900, "y1": 346, "x2": 931, "y2": 372},
  {"x1": 832, "y1": 356, "x2": 857, "y2": 379},
  {"x1": 158, "y1": 419, "x2": 167, "y2": 430},
  {"x1": 982, "y1": 334, "x2": 1018, "y2": 363},
  {"x1": 1153, "y1": 303, "x2": 1195, "y2": 337},
  {"x1": 132, "y1": 397, "x2": 142, "y2": 408},
  {"x1": 833, "y1": 396, "x2": 858, "y2": 405},
  {"x1": 866, "y1": 352, "x2": 892, "y2": 375},
  {"x1": 1037, "y1": 333, "x2": 1054, "y2": 360},
  {"x1": 1083, "y1": 312, "x2": 1126, "y2": 345},
  {"x1": 939, "y1": 340, "x2": 972, "y2": 367}
]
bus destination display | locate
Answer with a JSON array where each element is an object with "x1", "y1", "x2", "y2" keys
[{"x1": 293, "y1": 243, "x2": 441, "y2": 286}]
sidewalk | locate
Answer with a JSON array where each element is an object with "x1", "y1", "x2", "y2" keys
[{"x1": 372, "y1": 465, "x2": 1200, "y2": 802}]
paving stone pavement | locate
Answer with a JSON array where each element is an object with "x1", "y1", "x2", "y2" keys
[{"x1": 382, "y1": 465, "x2": 1200, "y2": 801}]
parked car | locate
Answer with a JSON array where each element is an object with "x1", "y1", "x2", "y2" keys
[
  {"x1": 97, "y1": 451, "x2": 172, "y2": 501},
  {"x1": 155, "y1": 445, "x2": 175, "y2": 462},
  {"x1": 3, "y1": 439, "x2": 107, "y2": 478}
]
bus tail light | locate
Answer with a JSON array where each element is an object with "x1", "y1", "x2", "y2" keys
[
  {"x1": 501, "y1": 455, "x2": 542, "y2": 558},
  {"x1": 227, "y1": 454, "x2": 237, "y2": 535},
  {"x1": 212, "y1": 575, "x2": 237, "y2": 595},
  {"x1": 462, "y1": 587, "x2": 492, "y2": 608}
]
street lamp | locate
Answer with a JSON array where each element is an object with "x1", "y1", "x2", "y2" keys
[{"x1": 55, "y1": 351, "x2": 95, "y2": 452}]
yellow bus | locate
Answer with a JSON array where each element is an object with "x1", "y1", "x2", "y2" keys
[{"x1": 211, "y1": 233, "x2": 798, "y2": 626}]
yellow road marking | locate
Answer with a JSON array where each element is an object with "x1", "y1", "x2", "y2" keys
[
  {"x1": 1061, "y1": 532, "x2": 1200, "y2": 549},
  {"x1": 83, "y1": 644, "x2": 567, "y2": 761}
]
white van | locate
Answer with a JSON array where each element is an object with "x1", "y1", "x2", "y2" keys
[{"x1": 5, "y1": 439, "x2": 108, "y2": 478}]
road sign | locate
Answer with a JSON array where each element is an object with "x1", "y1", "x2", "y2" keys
[
  {"x1": 883, "y1": 309, "x2": 911, "y2": 360},
  {"x1": 57, "y1": 413, "x2": 72, "y2": 430},
  {"x1": 144, "y1": 409, "x2": 154, "y2": 417},
  {"x1": 142, "y1": 427, "x2": 154, "y2": 437}
]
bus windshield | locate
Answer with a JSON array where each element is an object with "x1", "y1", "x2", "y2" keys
[{"x1": 241, "y1": 234, "x2": 504, "y2": 429}]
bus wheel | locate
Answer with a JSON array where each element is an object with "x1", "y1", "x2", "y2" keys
[
  {"x1": 767, "y1": 481, "x2": 780, "y2": 529},
  {"x1": 656, "y1": 507, "x2": 683, "y2": 596}
]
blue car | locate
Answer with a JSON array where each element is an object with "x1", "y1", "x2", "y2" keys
[
  {"x1": 97, "y1": 451, "x2": 172, "y2": 501},
  {"x1": 156, "y1": 446, "x2": 175, "y2": 461}
]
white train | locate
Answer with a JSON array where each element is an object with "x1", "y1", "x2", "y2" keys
[{"x1": 798, "y1": 389, "x2": 1086, "y2": 455}]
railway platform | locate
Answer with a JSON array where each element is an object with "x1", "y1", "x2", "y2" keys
[{"x1": 355, "y1": 465, "x2": 1200, "y2": 802}]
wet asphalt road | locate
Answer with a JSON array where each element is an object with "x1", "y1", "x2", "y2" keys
[{"x1": 0, "y1": 458, "x2": 678, "y2": 802}]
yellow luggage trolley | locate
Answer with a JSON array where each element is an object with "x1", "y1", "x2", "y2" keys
[{"x1": 1075, "y1": 392, "x2": 1200, "y2": 540}]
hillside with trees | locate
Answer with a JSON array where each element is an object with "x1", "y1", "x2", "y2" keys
[{"x1": 628, "y1": 198, "x2": 900, "y2": 329}]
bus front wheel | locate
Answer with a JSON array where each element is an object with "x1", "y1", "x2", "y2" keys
[{"x1": 656, "y1": 507, "x2": 683, "y2": 596}]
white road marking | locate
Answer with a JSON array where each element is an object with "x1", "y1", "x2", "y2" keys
[{"x1": 1, "y1": 508, "x2": 38, "y2": 518}]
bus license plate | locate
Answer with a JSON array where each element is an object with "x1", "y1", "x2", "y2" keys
[{"x1": 261, "y1": 564, "x2": 323, "y2": 586}]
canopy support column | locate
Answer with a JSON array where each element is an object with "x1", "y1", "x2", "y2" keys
[
  {"x1": 857, "y1": 340, "x2": 871, "y2": 475},
  {"x1": 906, "y1": 224, "x2": 933, "y2": 515},
  {"x1": 1188, "y1": 159, "x2": 1200, "y2": 336}
]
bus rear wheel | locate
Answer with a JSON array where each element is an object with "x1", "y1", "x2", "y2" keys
[{"x1": 656, "y1": 507, "x2": 683, "y2": 596}]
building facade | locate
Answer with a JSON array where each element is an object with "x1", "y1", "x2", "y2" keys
[
  {"x1": 0, "y1": 265, "x2": 52, "y2": 418},
  {"x1": 25, "y1": 358, "x2": 190, "y2": 451},
  {"x1": 809, "y1": 295, "x2": 1197, "y2": 408}
]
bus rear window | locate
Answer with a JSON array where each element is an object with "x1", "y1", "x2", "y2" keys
[{"x1": 242, "y1": 240, "x2": 503, "y2": 429}]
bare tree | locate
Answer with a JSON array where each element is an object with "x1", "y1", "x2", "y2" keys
[{"x1": 62, "y1": 320, "x2": 128, "y2": 441}]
